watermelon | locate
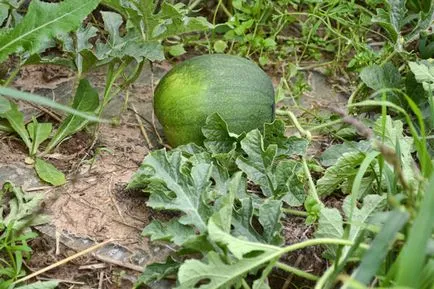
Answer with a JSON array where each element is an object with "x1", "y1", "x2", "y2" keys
[{"x1": 154, "y1": 54, "x2": 275, "y2": 147}]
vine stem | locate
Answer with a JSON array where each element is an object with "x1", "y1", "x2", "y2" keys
[
  {"x1": 280, "y1": 238, "x2": 368, "y2": 255},
  {"x1": 276, "y1": 109, "x2": 312, "y2": 140},
  {"x1": 241, "y1": 279, "x2": 251, "y2": 289},
  {"x1": 276, "y1": 262, "x2": 319, "y2": 281},
  {"x1": 282, "y1": 208, "x2": 308, "y2": 217},
  {"x1": 303, "y1": 157, "x2": 322, "y2": 206},
  {"x1": 309, "y1": 119, "x2": 343, "y2": 132}
]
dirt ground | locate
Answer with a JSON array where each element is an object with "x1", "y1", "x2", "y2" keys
[{"x1": 0, "y1": 62, "x2": 345, "y2": 288}]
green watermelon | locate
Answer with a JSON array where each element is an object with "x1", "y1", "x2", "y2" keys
[{"x1": 154, "y1": 54, "x2": 275, "y2": 147}]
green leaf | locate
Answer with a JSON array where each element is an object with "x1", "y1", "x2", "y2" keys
[
  {"x1": 0, "y1": 87, "x2": 106, "y2": 123},
  {"x1": 176, "y1": 219, "x2": 282, "y2": 289},
  {"x1": 371, "y1": 1, "x2": 406, "y2": 46},
  {"x1": 420, "y1": 259, "x2": 434, "y2": 289},
  {"x1": 45, "y1": 79, "x2": 99, "y2": 153},
  {"x1": 405, "y1": 3, "x2": 434, "y2": 43},
  {"x1": 408, "y1": 60, "x2": 434, "y2": 92},
  {"x1": 145, "y1": 2, "x2": 213, "y2": 40},
  {"x1": 372, "y1": 8, "x2": 398, "y2": 44},
  {"x1": 1, "y1": 182, "x2": 50, "y2": 232},
  {"x1": 130, "y1": 149, "x2": 214, "y2": 232},
  {"x1": 388, "y1": 0, "x2": 406, "y2": 34},
  {"x1": 394, "y1": 173, "x2": 434, "y2": 288},
  {"x1": 95, "y1": 11, "x2": 164, "y2": 62},
  {"x1": 0, "y1": 4, "x2": 8, "y2": 26},
  {"x1": 314, "y1": 207, "x2": 344, "y2": 258},
  {"x1": 342, "y1": 194, "x2": 386, "y2": 256},
  {"x1": 34, "y1": 158, "x2": 66, "y2": 186},
  {"x1": 360, "y1": 62, "x2": 401, "y2": 90},
  {"x1": 135, "y1": 257, "x2": 179, "y2": 288},
  {"x1": 320, "y1": 141, "x2": 371, "y2": 167},
  {"x1": 0, "y1": 101, "x2": 32, "y2": 152},
  {"x1": 202, "y1": 113, "x2": 239, "y2": 154},
  {"x1": 232, "y1": 198, "x2": 263, "y2": 242},
  {"x1": 211, "y1": 172, "x2": 239, "y2": 233},
  {"x1": 351, "y1": 209, "x2": 408, "y2": 286},
  {"x1": 0, "y1": 119, "x2": 13, "y2": 133},
  {"x1": 0, "y1": 0, "x2": 100, "y2": 62},
  {"x1": 142, "y1": 219, "x2": 195, "y2": 246},
  {"x1": 258, "y1": 200, "x2": 283, "y2": 245},
  {"x1": 27, "y1": 118, "x2": 52, "y2": 156},
  {"x1": 58, "y1": 24, "x2": 98, "y2": 74},
  {"x1": 15, "y1": 281, "x2": 59, "y2": 289},
  {"x1": 274, "y1": 160, "x2": 305, "y2": 206},
  {"x1": 213, "y1": 40, "x2": 228, "y2": 53},
  {"x1": 0, "y1": 95, "x2": 11, "y2": 114},
  {"x1": 231, "y1": 197, "x2": 283, "y2": 246},
  {"x1": 373, "y1": 116, "x2": 416, "y2": 188},
  {"x1": 167, "y1": 43, "x2": 186, "y2": 57},
  {"x1": 236, "y1": 129, "x2": 277, "y2": 196},
  {"x1": 263, "y1": 120, "x2": 308, "y2": 157},
  {"x1": 316, "y1": 152, "x2": 366, "y2": 196}
]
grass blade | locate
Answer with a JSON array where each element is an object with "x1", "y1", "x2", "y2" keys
[
  {"x1": 349, "y1": 209, "x2": 409, "y2": 287},
  {"x1": 394, "y1": 174, "x2": 434, "y2": 287},
  {"x1": 0, "y1": 87, "x2": 108, "y2": 123}
]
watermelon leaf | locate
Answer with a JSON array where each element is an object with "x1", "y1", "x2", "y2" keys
[
  {"x1": 176, "y1": 219, "x2": 282, "y2": 289},
  {"x1": 236, "y1": 129, "x2": 277, "y2": 197},
  {"x1": 263, "y1": 120, "x2": 308, "y2": 157},
  {"x1": 95, "y1": 11, "x2": 164, "y2": 62},
  {"x1": 235, "y1": 129, "x2": 306, "y2": 204},
  {"x1": 0, "y1": 0, "x2": 100, "y2": 62},
  {"x1": 130, "y1": 149, "x2": 214, "y2": 232},
  {"x1": 142, "y1": 219, "x2": 195, "y2": 246},
  {"x1": 135, "y1": 257, "x2": 180, "y2": 288},
  {"x1": 202, "y1": 113, "x2": 239, "y2": 154}
]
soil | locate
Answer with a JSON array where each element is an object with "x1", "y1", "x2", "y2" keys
[{"x1": 0, "y1": 60, "x2": 345, "y2": 288}]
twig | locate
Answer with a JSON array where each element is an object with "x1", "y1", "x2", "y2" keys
[
  {"x1": 55, "y1": 230, "x2": 61, "y2": 255},
  {"x1": 79, "y1": 263, "x2": 107, "y2": 270},
  {"x1": 98, "y1": 271, "x2": 104, "y2": 289},
  {"x1": 25, "y1": 186, "x2": 52, "y2": 192},
  {"x1": 131, "y1": 104, "x2": 153, "y2": 149},
  {"x1": 28, "y1": 102, "x2": 63, "y2": 122},
  {"x1": 93, "y1": 253, "x2": 144, "y2": 272},
  {"x1": 37, "y1": 277, "x2": 85, "y2": 285},
  {"x1": 13, "y1": 239, "x2": 113, "y2": 284}
]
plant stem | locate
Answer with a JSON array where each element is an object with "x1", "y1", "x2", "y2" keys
[
  {"x1": 99, "y1": 60, "x2": 130, "y2": 116},
  {"x1": 282, "y1": 208, "x2": 308, "y2": 217},
  {"x1": 281, "y1": 238, "x2": 368, "y2": 255},
  {"x1": 276, "y1": 109, "x2": 312, "y2": 140},
  {"x1": 314, "y1": 265, "x2": 335, "y2": 289},
  {"x1": 3, "y1": 65, "x2": 20, "y2": 87},
  {"x1": 241, "y1": 279, "x2": 251, "y2": 289},
  {"x1": 346, "y1": 82, "x2": 364, "y2": 108},
  {"x1": 188, "y1": 0, "x2": 203, "y2": 10},
  {"x1": 276, "y1": 262, "x2": 319, "y2": 281},
  {"x1": 309, "y1": 119, "x2": 343, "y2": 132},
  {"x1": 302, "y1": 157, "x2": 322, "y2": 205}
]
